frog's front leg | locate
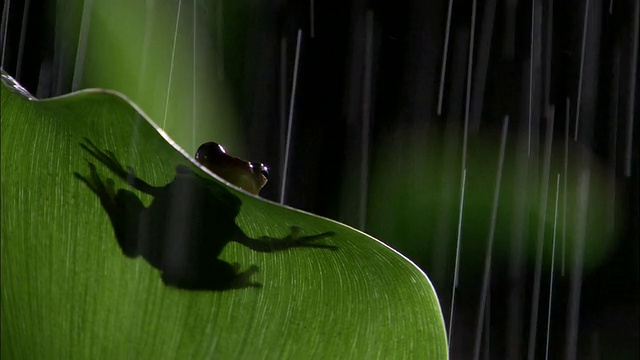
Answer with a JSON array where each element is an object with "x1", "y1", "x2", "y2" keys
[
  {"x1": 235, "y1": 226, "x2": 337, "y2": 252},
  {"x1": 80, "y1": 138, "x2": 159, "y2": 196},
  {"x1": 75, "y1": 162, "x2": 144, "y2": 258}
]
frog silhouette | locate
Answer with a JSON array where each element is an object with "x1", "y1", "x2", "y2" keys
[{"x1": 74, "y1": 139, "x2": 337, "y2": 291}]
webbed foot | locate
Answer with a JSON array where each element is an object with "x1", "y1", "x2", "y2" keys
[
  {"x1": 238, "y1": 226, "x2": 337, "y2": 252},
  {"x1": 78, "y1": 138, "x2": 157, "y2": 194},
  {"x1": 74, "y1": 162, "x2": 118, "y2": 208},
  {"x1": 230, "y1": 263, "x2": 262, "y2": 289},
  {"x1": 262, "y1": 226, "x2": 338, "y2": 250},
  {"x1": 161, "y1": 262, "x2": 262, "y2": 290},
  {"x1": 80, "y1": 138, "x2": 133, "y2": 180}
]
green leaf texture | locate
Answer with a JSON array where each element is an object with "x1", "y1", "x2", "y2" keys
[{"x1": 1, "y1": 74, "x2": 447, "y2": 359}]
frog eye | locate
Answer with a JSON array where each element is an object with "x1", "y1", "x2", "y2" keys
[
  {"x1": 196, "y1": 142, "x2": 226, "y2": 162},
  {"x1": 253, "y1": 162, "x2": 269, "y2": 180}
]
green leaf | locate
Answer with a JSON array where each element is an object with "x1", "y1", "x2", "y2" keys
[{"x1": 1, "y1": 73, "x2": 447, "y2": 359}]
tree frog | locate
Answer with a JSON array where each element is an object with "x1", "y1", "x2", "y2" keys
[
  {"x1": 74, "y1": 139, "x2": 336, "y2": 291},
  {"x1": 195, "y1": 142, "x2": 269, "y2": 195}
]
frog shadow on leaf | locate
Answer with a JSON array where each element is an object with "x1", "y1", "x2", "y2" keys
[{"x1": 74, "y1": 139, "x2": 337, "y2": 291}]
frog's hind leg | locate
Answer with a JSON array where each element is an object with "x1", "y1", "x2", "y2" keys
[
  {"x1": 161, "y1": 261, "x2": 261, "y2": 291},
  {"x1": 228, "y1": 264, "x2": 262, "y2": 289}
]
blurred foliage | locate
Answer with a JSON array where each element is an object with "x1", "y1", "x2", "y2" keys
[
  {"x1": 366, "y1": 122, "x2": 621, "y2": 286},
  {"x1": 72, "y1": 0, "x2": 241, "y2": 154}
]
